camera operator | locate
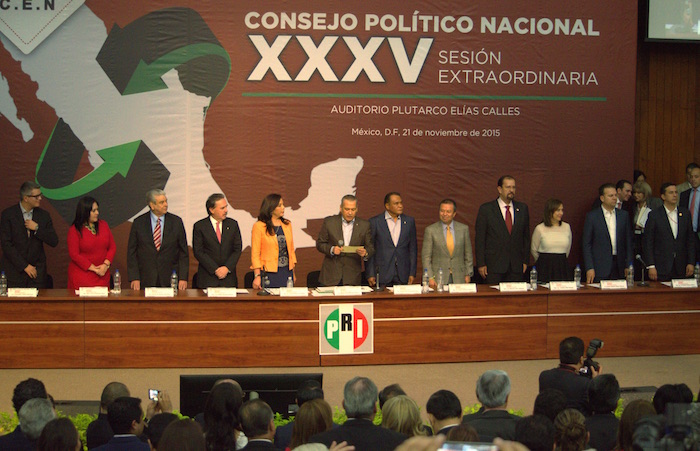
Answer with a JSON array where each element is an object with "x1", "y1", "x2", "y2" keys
[{"x1": 539, "y1": 336, "x2": 603, "y2": 415}]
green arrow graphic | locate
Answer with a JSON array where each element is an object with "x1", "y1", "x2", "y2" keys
[
  {"x1": 123, "y1": 42, "x2": 231, "y2": 96},
  {"x1": 39, "y1": 140, "x2": 141, "y2": 201}
]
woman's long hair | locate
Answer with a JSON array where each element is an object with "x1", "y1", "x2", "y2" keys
[
  {"x1": 381, "y1": 395, "x2": 427, "y2": 437},
  {"x1": 257, "y1": 193, "x2": 289, "y2": 236},
  {"x1": 289, "y1": 398, "x2": 333, "y2": 449},
  {"x1": 203, "y1": 382, "x2": 244, "y2": 451},
  {"x1": 72, "y1": 196, "x2": 99, "y2": 233},
  {"x1": 554, "y1": 409, "x2": 588, "y2": 451}
]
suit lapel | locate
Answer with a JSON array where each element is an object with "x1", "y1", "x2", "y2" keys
[
  {"x1": 493, "y1": 201, "x2": 509, "y2": 235},
  {"x1": 348, "y1": 218, "x2": 361, "y2": 246}
]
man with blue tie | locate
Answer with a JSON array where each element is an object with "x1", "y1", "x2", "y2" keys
[
  {"x1": 366, "y1": 192, "x2": 417, "y2": 287},
  {"x1": 679, "y1": 166, "x2": 700, "y2": 264},
  {"x1": 644, "y1": 183, "x2": 695, "y2": 281},
  {"x1": 582, "y1": 183, "x2": 634, "y2": 283},
  {"x1": 192, "y1": 193, "x2": 242, "y2": 288}
]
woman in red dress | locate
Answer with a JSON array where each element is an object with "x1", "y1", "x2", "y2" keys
[{"x1": 67, "y1": 196, "x2": 116, "y2": 290}]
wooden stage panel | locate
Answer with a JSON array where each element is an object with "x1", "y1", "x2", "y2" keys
[
  {"x1": 0, "y1": 324, "x2": 84, "y2": 368},
  {"x1": 321, "y1": 316, "x2": 548, "y2": 366},
  {"x1": 545, "y1": 287, "x2": 700, "y2": 358},
  {"x1": 1, "y1": 284, "x2": 697, "y2": 369},
  {"x1": 84, "y1": 322, "x2": 320, "y2": 368}
]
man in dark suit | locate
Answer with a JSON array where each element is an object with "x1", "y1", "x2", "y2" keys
[
  {"x1": 539, "y1": 336, "x2": 599, "y2": 415},
  {"x1": 644, "y1": 183, "x2": 696, "y2": 281},
  {"x1": 93, "y1": 397, "x2": 149, "y2": 451},
  {"x1": 366, "y1": 192, "x2": 417, "y2": 287},
  {"x1": 86, "y1": 382, "x2": 131, "y2": 450},
  {"x1": 192, "y1": 193, "x2": 242, "y2": 288},
  {"x1": 310, "y1": 376, "x2": 407, "y2": 451},
  {"x1": 475, "y1": 175, "x2": 530, "y2": 284},
  {"x1": 0, "y1": 377, "x2": 49, "y2": 450},
  {"x1": 583, "y1": 183, "x2": 634, "y2": 283},
  {"x1": 422, "y1": 198, "x2": 474, "y2": 287},
  {"x1": 127, "y1": 189, "x2": 188, "y2": 290},
  {"x1": 426, "y1": 390, "x2": 462, "y2": 437},
  {"x1": 462, "y1": 371, "x2": 520, "y2": 441},
  {"x1": 679, "y1": 166, "x2": 700, "y2": 263},
  {"x1": 239, "y1": 399, "x2": 276, "y2": 450},
  {"x1": 0, "y1": 181, "x2": 58, "y2": 288},
  {"x1": 586, "y1": 374, "x2": 620, "y2": 451},
  {"x1": 316, "y1": 194, "x2": 374, "y2": 286}
]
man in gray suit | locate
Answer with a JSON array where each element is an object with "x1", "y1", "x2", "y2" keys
[
  {"x1": 316, "y1": 195, "x2": 374, "y2": 286},
  {"x1": 422, "y1": 199, "x2": 473, "y2": 287}
]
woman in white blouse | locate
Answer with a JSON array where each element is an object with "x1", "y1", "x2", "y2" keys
[{"x1": 531, "y1": 198, "x2": 572, "y2": 283}]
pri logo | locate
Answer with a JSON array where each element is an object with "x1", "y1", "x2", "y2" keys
[{"x1": 319, "y1": 303, "x2": 373, "y2": 355}]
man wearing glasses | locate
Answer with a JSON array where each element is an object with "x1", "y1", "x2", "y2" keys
[{"x1": 1, "y1": 181, "x2": 58, "y2": 287}]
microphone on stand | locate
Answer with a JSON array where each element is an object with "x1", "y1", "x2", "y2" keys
[
  {"x1": 257, "y1": 266, "x2": 270, "y2": 296},
  {"x1": 635, "y1": 254, "x2": 649, "y2": 287}
]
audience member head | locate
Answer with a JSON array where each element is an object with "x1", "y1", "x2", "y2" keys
[
  {"x1": 158, "y1": 419, "x2": 205, "y2": 451},
  {"x1": 290, "y1": 398, "x2": 333, "y2": 449},
  {"x1": 588, "y1": 374, "x2": 620, "y2": 414},
  {"x1": 342, "y1": 376, "x2": 378, "y2": 420},
  {"x1": 687, "y1": 163, "x2": 700, "y2": 183},
  {"x1": 381, "y1": 395, "x2": 426, "y2": 437},
  {"x1": 379, "y1": 383, "x2": 406, "y2": 409},
  {"x1": 559, "y1": 337, "x2": 585, "y2": 366},
  {"x1": 534, "y1": 389, "x2": 567, "y2": 423},
  {"x1": 476, "y1": 370, "x2": 511, "y2": 408},
  {"x1": 203, "y1": 381, "x2": 244, "y2": 451},
  {"x1": 515, "y1": 415, "x2": 555, "y2": 451},
  {"x1": 18, "y1": 398, "x2": 55, "y2": 441},
  {"x1": 145, "y1": 412, "x2": 179, "y2": 450},
  {"x1": 426, "y1": 390, "x2": 462, "y2": 421},
  {"x1": 297, "y1": 379, "x2": 324, "y2": 408},
  {"x1": 99, "y1": 381, "x2": 130, "y2": 412},
  {"x1": 239, "y1": 399, "x2": 275, "y2": 440},
  {"x1": 616, "y1": 179, "x2": 633, "y2": 202},
  {"x1": 653, "y1": 384, "x2": 693, "y2": 414},
  {"x1": 632, "y1": 181, "x2": 652, "y2": 205},
  {"x1": 446, "y1": 424, "x2": 479, "y2": 442},
  {"x1": 554, "y1": 409, "x2": 588, "y2": 451},
  {"x1": 634, "y1": 170, "x2": 646, "y2": 183},
  {"x1": 37, "y1": 417, "x2": 80, "y2": 451},
  {"x1": 617, "y1": 399, "x2": 656, "y2": 451},
  {"x1": 12, "y1": 377, "x2": 48, "y2": 413},
  {"x1": 543, "y1": 199, "x2": 564, "y2": 227},
  {"x1": 107, "y1": 396, "x2": 144, "y2": 436}
]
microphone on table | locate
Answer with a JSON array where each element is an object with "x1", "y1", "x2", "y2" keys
[{"x1": 635, "y1": 254, "x2": 649, "y2": 287}]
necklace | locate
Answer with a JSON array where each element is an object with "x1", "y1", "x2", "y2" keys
[{"x1": 85, "y1": 223, "x2": 96, "y2": 235}]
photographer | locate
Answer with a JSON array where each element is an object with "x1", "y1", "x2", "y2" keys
[{"x1": 539, "y1": 337, "x2": 603, "y2": 415}]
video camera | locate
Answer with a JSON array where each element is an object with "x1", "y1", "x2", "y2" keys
[
  {"x1": 633, "y1": 403, "x2": 700, "y2": 451},
  {"x1": 578, "y1": 338, "x2": 603, "y2": 378}
]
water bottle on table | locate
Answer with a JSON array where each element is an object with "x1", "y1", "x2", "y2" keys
[{"x1": 171, "y1": 270, "x2": 178, "y2": 295}]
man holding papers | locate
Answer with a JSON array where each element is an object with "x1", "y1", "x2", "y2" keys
[{"x1": 316, "y1": 195, "x2": 374, "y2": 286}]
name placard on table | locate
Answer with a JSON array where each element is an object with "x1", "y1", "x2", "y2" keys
[
  {"x1": 280, "y1": 287, "x2": 309, "y2": 297},
  {"x1": 600, "y1": 280, "x2": 628, "y2": 290},
  {"x1": 448, "y1": 283, "x2": 477, "y2": 293},
  {"x1": 498, "y1": 282, "x2": 528, "y2": 292},
  {"x1": 393, "y1": 284, "x2": 422, "y2": 295},
  {"x1": 207, "y1": 287, "x2": 238, "y2": 297},
  {"x1": 671, "y1": 279, "x2": 698, "y2": 289},
  {"x1": 334, "y1": 286, "x2": 363, "y2": 296},
  {"x1": 145, "y1": 287, "x2": 175, "y2": 297},
  {"x1": 78, "y1": 287, "x2": 109, "y2": 297},
  {"x1": 7, "y1": 288, "x2": 38, "y2": 297},
  {"x1": 549, "y1": 281, "x2": 578, "y2": 291}
]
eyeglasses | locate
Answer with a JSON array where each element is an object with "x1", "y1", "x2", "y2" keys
[{"x1": 27, "y1": 194, "x2": 43, "y2": 199}]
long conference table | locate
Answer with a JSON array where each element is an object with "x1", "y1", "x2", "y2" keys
[{"x1": 0, "y1": 283, "x2": 698, "y2": 369}]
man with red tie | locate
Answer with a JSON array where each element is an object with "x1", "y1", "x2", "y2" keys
[
  {"x1": 192, "y1": 193, "x2": 242, "y2": 288},
  {"x1": 127, "y1": 189, "x2": 188, "y2": 290},
  {"x1": 475, "y1": 175, "x2": 530, "y2": 284}
]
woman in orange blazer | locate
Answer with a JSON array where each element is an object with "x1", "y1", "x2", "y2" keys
[{"x1": 251, "y1": 193, "x2": 297, "y2": 289}]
